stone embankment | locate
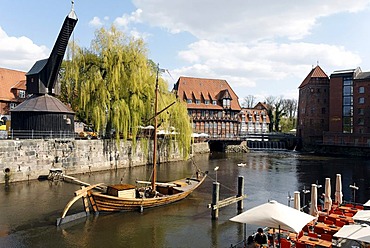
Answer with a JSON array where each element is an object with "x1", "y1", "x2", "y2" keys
[{"x1": 0, "y1": 139, "x2": 209, "y2": 184}]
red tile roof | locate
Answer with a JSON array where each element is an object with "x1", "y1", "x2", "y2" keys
[
  {"x1": 175, "y1": 76, "x2": 241, "y2": 111},
  {"x1": 299, "y1": 65, "x2": 328, "y2": 88},
  {"x1": 0, "y1": 68, "x2": 26, "y2": 101}
]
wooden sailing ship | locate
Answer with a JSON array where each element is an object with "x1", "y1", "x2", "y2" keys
[
  {"x1": 89, "y1": 66, "x2": 207, "y2": 212},
  {"x1": 58, "y1": 69, "x2": 207, "y2": 224}
]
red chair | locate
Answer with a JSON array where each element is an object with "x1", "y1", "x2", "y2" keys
[
  {"x1": 302, "y1": 225, "x2": 310, "y2": 234},
  {"x1": 295, "y1": 241, "x2": 306, "y2": 248},
  {"x1": 324, "y1": 219, "x2": 334, "y2": 225},
  {"x1": 318, "y1": 215, "x2": 326, "y2": 223},
  {"x1": 355, "y1": 205, "x2": 364, "y2": 210},
  {"x1": 344, "y1": 212, "x2": 354, "y2": 217},
  {"x1": 321, "y1": 233, "x2": 333, "y2": 242},
  {"x1": 314, "y1": 226, "x2": 325, "y2": 235},
  {"x1": 280, "y1": 238, "x2": 291, "y2": 248},
  {"x1": 335, "y1": 220, "x2": 345, "y2": 227},
  {"x1": 345, "y1": 203, "x2": 354, "y2": 208},
  {"x1": 333, "y1": 210, "x2": 343, "y2": 215},
  {"x1": 308, "y1": 232, "x2": 319, "y2": 238}
]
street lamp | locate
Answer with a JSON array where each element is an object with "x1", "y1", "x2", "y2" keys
[
  {"x1": 349, "y1": 183, "x2": 359, "y2": 203},
  {"x1": 214, "y1": 166, "x2": 219, "y2": 183}
]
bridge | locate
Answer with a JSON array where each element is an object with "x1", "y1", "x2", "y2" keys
[{"x1": 207, "y1": 133, "x2": 300, "y2": 152}]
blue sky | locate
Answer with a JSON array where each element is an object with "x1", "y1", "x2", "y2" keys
[{"x1": 1, "y1": 0, "x2": 370, "y2": 104}]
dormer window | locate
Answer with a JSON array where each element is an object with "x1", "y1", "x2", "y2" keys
[
  {"x1": 19, "y1": 90, "x2": 26, "y2": 98},
  {"x1": 205, "y1": 100, "x2": 210, "y2": 105},
  {"x1": 195, "y1": 99, "x2": 200, "y2": 104},
  {"x1": 212, "y1": 100, "x2": 217, "y2": 105},
  {"x1": 187, "y1": 99, "x2": 192, "y2": 103}
]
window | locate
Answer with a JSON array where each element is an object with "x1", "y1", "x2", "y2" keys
[
  {"x1": 359, "y1": 97, "x2": 365, "y2": 104},
  {"x1": 195, "y1": 99, "x2": 200, "y2": 104},
  {"x1": 343, "y1": 86, "x2": 353, "y2": 95},
  {"x1": 343, "y1": 106, "x2": 353, "y2": 116},
  {"x1": 187, "y1": 99, "x2": 192, "y2": 103},
  {"x1": 212, "y1": 100, "x2": 217, "y2": 105},
  {"x1": 19, "y1": 90, "x2": 26, "y2": 98},
  {"x1": 358, "y1": 118, "x2": 364, "y2": 125},
  {"x1": 343, "y1": 96, "x2": 352, "y2": 105},
  {"x1": 358, "y1": 108, "x2": 364, "y2": 115},
  {"x1": 359, "y1": 87, "x2": 365, "y2": 94},
  {"x1": 321, "y1": 108, "x2": 326, "y2": 114},
  {"x1": 205, "y1": 100, "x2": 210, "y2": 105},
  {"x1": 9, "y1": 103, "x2": 16, "y2": 109}
]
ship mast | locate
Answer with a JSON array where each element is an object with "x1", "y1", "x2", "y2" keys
[{"x1": 151, "y1": 65, "x2": 160, "y2": 192}]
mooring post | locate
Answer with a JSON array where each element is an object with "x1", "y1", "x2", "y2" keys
[
  {"x1": 212, "y1": 182, "x2": 220, "y2": 220},
  {"x1": 237, "y1": 176, "x2": 244, "y2": 210}
]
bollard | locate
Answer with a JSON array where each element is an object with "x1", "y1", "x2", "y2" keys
[
  {"x1": 237, "y1": 176, "x2": 244, "y2": 210},
  {"x1": 212, "y1": 182, "x2": 220, "y2": 220}
]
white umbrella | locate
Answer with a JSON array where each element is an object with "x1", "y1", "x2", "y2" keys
[
  {"x1": 364, "y1": 200, "x2": 370, "y2": 207},
  {"x1": 335, "y1": 174, "x2": 343, "y2": 204},
  {"x1": 334, "y1": 224, "x2": 370, "y2": 244},
  {"x1": 310, "y1": 184, "x2": 319, "y2": 217},
  {"x1": 230, "y1": 200, "x2": 316, "y2": 233},
  {"x1": 353, "y1": 210, "x2": 370, "y2": 223},
  {"x1": 294, "y1": 191, "x2": 301, "y2": 211},
  {"x1": 324, "y1": 178, "x2": 332, "y2": 212}
]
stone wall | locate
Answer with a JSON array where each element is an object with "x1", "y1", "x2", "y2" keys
[{"x1": 0, "y1": 139, "x2": 209, "y2": 184}]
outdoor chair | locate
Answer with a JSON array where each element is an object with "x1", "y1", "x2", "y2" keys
[
  {"x1": 324, "y1": 219, "x2": 334, "y2": 225},
  {"x1": 344, "y1": 212, "x2": 353, "y2": 217},
  {"x1": 335, "y1": 220, "x2": 345, "y2": 227},
  {"x1": 280, "y1": 238, "x2": 291, "y2": 248},
  {"x1": 314, "y1": 226, "x2": 325, "y2": 235},
  {"x1": 318, "y1": 215, "x2": 326, "y2": 223},
  {"x1": 308, "y1": 232, "x2": 319, "y2": 239},
  {"x1": 294, "y1": 241, "x2": 306, "y2": 248},
  {"x1": 320, "y1": 233, "x2": 333, "y2": 242}
]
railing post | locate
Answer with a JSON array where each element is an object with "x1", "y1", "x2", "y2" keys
[
  {"x1": 237, "y1": 176, "x2": 244, "y2": 210},
  {"x1": 212, "y1": 182, "x2": 220, "y2": 220}
]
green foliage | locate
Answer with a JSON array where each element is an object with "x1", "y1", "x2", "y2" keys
[{"x1": 61, "y1": 26, "x2": 192, "y2": 158}]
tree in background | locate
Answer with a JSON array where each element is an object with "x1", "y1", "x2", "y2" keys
[
  {"x1": 241, "y1": 95, "x2": 256, "y2": 108},
  {"x1": 60, "y1": 26, "x2": 192, "y2": 158},
  {"x1": 263, "y1": 96, "x2": 297, "y2": 132}
]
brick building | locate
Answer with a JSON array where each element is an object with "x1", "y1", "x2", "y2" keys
[
  {"x1": 0, "y1": 68, "x2": 27, "y2": 122},
  {"x1": 297, "y1": 65, "x2": 330, "y2": 147},
  {"x1": 173, "y1": 76, "x2": 241, "y2": 138},
  {"x1": 323, "y1": 67, "x2": 370, "y2": 146},
  {"x1": 298, "y1": 66, "x2": 370, "y2": 148},
  {"x1": 239, "y1": 104, "x2": 270, "y2": 135}
]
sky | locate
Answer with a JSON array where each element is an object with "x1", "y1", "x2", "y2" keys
[{"x1": 1, "y1": 0, "x2": 370, "y2": 104}]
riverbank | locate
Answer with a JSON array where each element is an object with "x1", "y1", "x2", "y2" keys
[{"x1": 0, "y1": 139, "x2": 210, "y2": 184}]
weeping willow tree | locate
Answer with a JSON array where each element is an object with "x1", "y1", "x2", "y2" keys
[{"x1": 61, "y1": 26, "x2": 192, "y2": 158}]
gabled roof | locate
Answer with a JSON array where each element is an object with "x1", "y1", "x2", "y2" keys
[
  {"x1": 0, "y1": 67, "x2": 26, "y2": 100},
  {"x1": 355, "y1": 71, "x2": 370, "y2": 80},
  {"x1": 175, "y1": 76, "x2": 241, "y2": 111},
  {"x1": 254, "y1": 102, "x2": 268, "y2": 110},
  {"x1": 299, "y1": 65, "x2": 329, "y2": 88}
]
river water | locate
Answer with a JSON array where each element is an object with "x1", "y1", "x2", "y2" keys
[{"x1": 1, "y1": 151, "x2": 369, "y2": 248}]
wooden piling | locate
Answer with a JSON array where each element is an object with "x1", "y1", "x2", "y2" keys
[
  {"x1": 211, "y1": 182, "x2": 220, "y2": 220},
  {"x1": 237, "y1": 176, "x2": 244, "y2": 210}
]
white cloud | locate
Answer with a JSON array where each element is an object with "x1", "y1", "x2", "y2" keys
[
  {"x1": 0, "y1": 26, "x2": 48, "y2": 71},
  {"x1": 89, "y1": 17, "x2": 103, "y2": 28},
  {"x1": 133, "y1": 0, "x2": 370, "y2": 42},
  {"x1": 114, "y1": 9, "x2": 143, "y2": 29},
  {"x1": 170, "y1": 40, "x2": 362, "y2": 100}
]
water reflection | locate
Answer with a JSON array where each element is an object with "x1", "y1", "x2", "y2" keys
[{"x1": 1, "y1": 151, "x2": 369, "y2": 247}]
